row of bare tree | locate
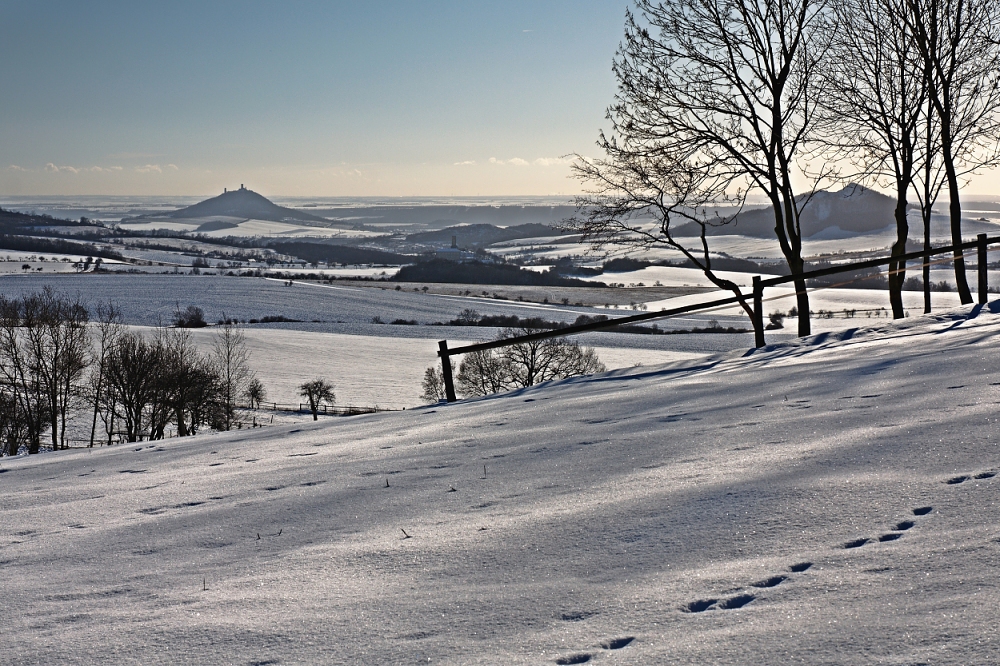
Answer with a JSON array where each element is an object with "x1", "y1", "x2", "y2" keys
[
  {"x1": 0, "y1": 289, "x2": 263, "y2": 455},
  {"x1": 571, "y1": 0, "x2": 1000, "y2": 331},
  {"x1": 422, "y1": 328, "x2": 606, "y2": 400}
]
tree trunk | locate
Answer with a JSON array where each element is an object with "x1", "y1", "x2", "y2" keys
[
  {"x1": 888, "y1": 187, "x2": 909, "y2": 319},
  {"x1": 923, "y1": 207, "x2": 932, "y2": 313},
  {"x1": 175, "y1": 407, "x2": 187, "y2": 437},
  {"x1": 941, "y1": 129, "x2": 973, "y2": 303}
]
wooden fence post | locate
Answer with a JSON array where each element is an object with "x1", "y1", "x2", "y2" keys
[
  {"x1": 438, "y1": 340, "x2": 457, "y2": 403},
  {"x1": 752, "y1": 276, "x2": 765, "y2": 349},
  {"x1": 978, "y1": 233, "x2": 988, "y2": 305}
]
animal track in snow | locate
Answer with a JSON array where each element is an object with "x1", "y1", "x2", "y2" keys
[
  {"x1": 878, "y1": 533, "x2": 902, "y2": 542},
  {"x1": 975, "y1": 471, "x2": 996, "y2": 479},
  {"x1": 683, "y1": 599, "x2": 718, "y2": 613},
  {"x1": 717, "y1": 593, "x2": 755, "y2": 609},
  {"x1": 913, "y1": 506, "x2": 933, "y2": 515},
  {"x1": 946, "y1": 475, "x2": 970, "y2": 485},
  {"x1": 894, "y1": 520, "x2": 915, "y2": 530},
  {"x1": 554, "y1": 654, "x2": 591, "y2": 665},
  {"x1": 684, "y1": 594, "x2": 755, "y2": 612},
  {"x1": 560, "y1": 611, "x2": 596, "y2": 622},
  {"x1": 789, "y1": 562, "x2": 812, "y2": 572},
  {"x1": 751, "y1": 575, "x2": 787, "y2": 588},
  {"x1": 601, "y1": 637, "x2": 635, "y2": 650},
  {"x1": 844, "y1": 538, "x2": 869, "y2": 549}
]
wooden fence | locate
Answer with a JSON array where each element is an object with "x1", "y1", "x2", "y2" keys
[
  {"x1": 259, "y1": 403, "x2": 395, "y2": 416},
  {"x1": 436, "y1": 233, "x2": 1000, "y2": 402}
]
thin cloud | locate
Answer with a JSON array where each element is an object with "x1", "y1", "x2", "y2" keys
[
  {"x1": 45, "y1": 163, "x2": 79, "y2": 174},
  {"x1": 135, "y1": 164, "x2": 178, "y2": 174},
  {"x1": 489, "y1": 157, "x2": 530, "y2": 166},
  {"x1": 7, "y1": 165, "x2": 31, "y2": 172},
  {"x1": 454, "y1": 160, "x2": 476, "y2": 166},
  {"x1": 534, "y1": 156, "x2": 573, "y2": 167}
]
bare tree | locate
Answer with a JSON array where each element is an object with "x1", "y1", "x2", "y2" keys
[
  {"x1": 33, "y1": 289, "x2": 90, "y2": 449},
  {"x1": 457, "y1": 349, "x2": 512, "y2": 397},
  {"x1": 102, "y1": 332, "x2": 162, "y2": 442},
  {"x1": 457, "y1": 330, "x2": 606, "y2": 397},
  {"x1": 904, "y1": 0, "x2": 1000, "y2": 304},
  {"x1": 157, "y1": 328, "x2": 218, "y2": 438},
  {"x1": 245, "y1": 377, "x2": 267, "y2": 410},
  {"x1": 299, "y1": 379, "x2": 335, "y2": 420},
  {"x1": 820, "y1": 0, "x2": 926, "y2": 319},
  {"x1": 0, "y1": 290, "x2": 88, "y2": 453},
  {"x1": 419, "y1": 366, "x2": 448, "y2": 403},
  {"x1": 212, "y1": 321, "x2": 255, "y2": 430},
  {"x1": 913, "y1": 90, "x2": 948, "y2": 313},
  {"x1": 0, "y1": 385, "x2": 30, "y2": 456},
  {"x1": 571, "y1": 153, "x2": 757, "y2": 320},
  {"x1": 570, "y1": 0, "x2": 830, "y2": 337},
  {"x1": 88, "y1": 301, "x2": 124, "y2": 447}
]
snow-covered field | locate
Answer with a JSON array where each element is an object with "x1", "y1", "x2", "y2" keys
[
  {"x1": 117, "y1": 217, "x2": 381, "y2": 239},
  {"x1": 178, "y1": 327, "x2": 698, "y2": 409},
  {"x1": 2, "y1": 302, "x2": 999, "y2": 663}
]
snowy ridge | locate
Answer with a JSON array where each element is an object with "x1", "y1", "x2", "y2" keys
[{"x1": 3, "y1": 304, "x2": 1000, "y2": 663}]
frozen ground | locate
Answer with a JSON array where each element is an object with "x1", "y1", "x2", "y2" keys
[
  {"x1": 116, "y1": 217, "x2": 381, "y2": 239},
  {"x1": 2, "y1": 302, "x2": 999, "y2": 664},
  {"x1": 177, "y1": 327, "x2": 698, "y2": 410}
]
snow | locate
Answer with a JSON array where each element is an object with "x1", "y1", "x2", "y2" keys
[
  {"x1": 2, "y1": 302, "x2": 999, "y2": 663},
  {"x1": 117, "y1": 217, "x2": 382, "y2": 239}
]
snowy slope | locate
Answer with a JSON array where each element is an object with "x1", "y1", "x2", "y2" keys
[{"x1": 2, "y1": 303, "x2": 1000, "y2": 664}]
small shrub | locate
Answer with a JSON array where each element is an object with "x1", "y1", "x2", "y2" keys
[{"x1": 173, "y1": 305, "x2": 207, "y2": 328}]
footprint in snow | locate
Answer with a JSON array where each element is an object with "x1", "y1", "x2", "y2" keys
[
  {"x1": 683, "y1": 599, "x2": 718, "y2": 613},
  {"x1": 751, "y1": 575, "x2": 787, "y2": 588},
  {"x1": 717, "y1": 593, "x2": 755, "y2": 609},
  {"x1": 683, "y1": 594, "x2": 755, "y2": 613}
]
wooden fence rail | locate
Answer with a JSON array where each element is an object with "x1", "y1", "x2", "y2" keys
[
  {"x1": 437, "y1": 233, "x2": 1000, "y2": 402},
  {"x1": 260, "y1": 403, "x2": 395, "y2": 416}
]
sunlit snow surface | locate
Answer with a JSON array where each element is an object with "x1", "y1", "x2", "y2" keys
[{"x1": 3, "y1": 303, "x2": 1000, "y2": 663}]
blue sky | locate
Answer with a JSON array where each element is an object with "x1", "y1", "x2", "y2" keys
[{"x1": 0, "y1": 1, "x2": 627, "y2": 196}]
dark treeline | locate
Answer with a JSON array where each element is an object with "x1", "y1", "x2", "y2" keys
[
  {"x1": 600, "y1": 256, "x2": 770, "y2": 274},
  {"x1": 432, "y1": 309, "x2": 749, "y2": 335},
  {"x1": 394, "y1": 259, "x2": 602, "y2": 287},
  {"x1": 0, "y1": 289, "x2": 261, "y2": 456},
  {"x1": 0, "y1": 235, "x2": 125, "y2": 262},
  {"x1": 266, "y1": 241, "x2": 410, "y2": 266}
]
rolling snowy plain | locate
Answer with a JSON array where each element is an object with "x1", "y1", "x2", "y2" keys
[
  {"x1": 2, "y1": 301, "x2": 999, "y2": 664},
  {"x1": 0, "y1": 274, "x2": 763, "y2": 407}
]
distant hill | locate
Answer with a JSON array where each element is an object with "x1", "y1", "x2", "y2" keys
[
  {"x1": 405, "y1": 223, "x2": 562, "y2": 247},
  {"x1": 675, "y1": 184, "x2": 897, "y2": 239},
  {"x1": 157, "y1": 186, "x2": 330, "y2": 224},
  {"x1": 268, "y1": 241, "x2": 411, "y2": 266}
]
